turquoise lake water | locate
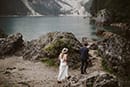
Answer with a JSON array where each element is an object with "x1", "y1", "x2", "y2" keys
[{"x1": 0, "y1": 16, "x2": 119, "y2": 41}]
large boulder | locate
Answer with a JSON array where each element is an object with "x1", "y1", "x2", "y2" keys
[
  {"x1": 96, "y1": 29, "x2": 114, "y2": 38},
  {"x1": 93, "y1": 72, "x2": 118, "y2": 87},
  {"x1": 23, "y1": 32, "x2": 82, "y2": 68},
  {"x1": 98, "y1": 34, "x2": 130, "y2": 86},
  {"x1": 64, "y1": 71, "x2": 118, "y2": 87},
  {"x1": 95, "y1": 9, "x2": 112, "y2": 25},
  {"x1": 0, "y1": 28, "x2": 7, "y2": 38},
  {"x1": 23, "y1": 40, "x2": 45, "y2": 61},
  {"x1": 0, "y1": 33, "x2": 24, "y2": 57}
]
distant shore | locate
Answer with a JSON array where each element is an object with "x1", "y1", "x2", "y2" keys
[{"x1": 0, "y1": 14, "x2": 90, "y2": 18}]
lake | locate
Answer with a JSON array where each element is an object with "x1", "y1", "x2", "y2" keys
[{"x1": 0, "y1": 16, "x2": 119, "y2": 41}]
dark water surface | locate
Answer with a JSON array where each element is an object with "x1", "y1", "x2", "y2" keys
[{"x1": 0, "y1": 16, "x2": 120, "y2": 41}]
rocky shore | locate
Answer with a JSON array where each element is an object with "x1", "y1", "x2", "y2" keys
[
  {"x1": 1, "y1": 31, "x2": 129, "y2": 87},
  {"x1": 0, "y1": 28, "x2": 7, "y2": 38},
  {"x1": 0, "y1": 0, "x2": 130, "y2": 86},
  {"x1": 98, "y1": 34, "x2": 130, "y2": 87},
  {"x1": 23, "y1": 32, "x2": 82, "y2": 68}
]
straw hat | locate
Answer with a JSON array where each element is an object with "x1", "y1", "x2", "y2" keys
[{"x1": 61, "y1": 48, "x2": 68, "y2": 54}]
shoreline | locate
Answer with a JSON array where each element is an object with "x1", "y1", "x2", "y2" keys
[{"x1": 0, "y1": 15, "x2": 90, "y2": 18}]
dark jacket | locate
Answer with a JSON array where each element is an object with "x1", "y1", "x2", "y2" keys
[{"x1": 80, "y1": 47, "x2": 89, "y2": 60}]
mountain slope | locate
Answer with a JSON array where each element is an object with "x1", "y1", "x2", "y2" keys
[
  {"x1": 0, "y1": 0, "x2": 31, "y2": 16},
  {"x1": 27, "y1": 0, "x2": 61, "y2": 15},
  {"x1": 27, "y1": 0, "x2": 89, "y2": 16},
  {"x1": 21, "y1": 0, "x2": 41, "y2": 16},
  {"x1": 90, "y1": 0, "x2": 130, "y2": 22},
  {"x1": 0, "y1": 0, "x2": 90, "y2": 16}
]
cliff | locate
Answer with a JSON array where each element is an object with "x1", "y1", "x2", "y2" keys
[
  {"x1": 0, "y1": 0, "x2": 31, "y2": 16},
  {"x1": 90, "y1": 0, "x2": 130, "y2": 22},
  {"x1": 0, "y1": 0, "x2": 89, "y2": 16}
]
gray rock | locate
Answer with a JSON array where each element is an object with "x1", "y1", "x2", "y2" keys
[
  {"x1": 96, "y1": 29, "x2": 114, "y2": 39},
  {"x1": 95, "y1": 9, "x2": 112, "y2": 25},
  {"x1": 0, "y1": 33, "x2": 24, "y2": 57},
  {"x1": 96, "y1": 29, "x2": 105, "y2": 36},
  {"x1": 64, "y1": 71, "x2": 118, "y2": 87},
  {"x1": 23, "y1": 40, "x2": 46, "y2": 61},
  {"x1": 0, "y1": 28, "x2": 7, "y2": 38},
  {"x1": 98, "y1": 34, "x2": 130, "y2": 86},
  {"x1": 23, "y1": 32, "x2": 82, "y2": 68},
  {"x1": 89, "y1": 43, "x2": 98, "y2": 50},
  {"x1": 93, "y1": 73, "x2": 118, "y2": 87},
  {"x1": 81, "y1": 37, "x2": 98, "y2": 50}
]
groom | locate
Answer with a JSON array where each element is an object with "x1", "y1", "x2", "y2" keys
[{"x1": 80, "y1": 42, "x2": 89, "y2": 74}]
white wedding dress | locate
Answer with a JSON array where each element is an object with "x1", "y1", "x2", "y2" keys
[{"x1": 57, "y1": 57, "x2": 68, "y2": 81}]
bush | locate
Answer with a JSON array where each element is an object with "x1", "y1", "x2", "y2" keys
[
  {"x1": 43, "y1": 39, "x2": 73, "y2": 58},
  {"x1": 101, "y1": 59, "x2": 114, "y2": 74},
  {"x1": 41, "y1": 58, "x2": 58, "y2": 67}
]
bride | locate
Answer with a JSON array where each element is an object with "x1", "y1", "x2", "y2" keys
[{"x1": 57, "y1": 48, "x2": 70, "y2": 83}]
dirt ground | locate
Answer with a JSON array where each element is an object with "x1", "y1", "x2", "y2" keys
[{"x1": 0, "y1": 50, "x2": 102, "y2": 87}]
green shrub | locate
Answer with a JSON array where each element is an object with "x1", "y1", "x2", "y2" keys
[
  {"x1": 41, "y1": 58, "x2": 58, "y2": 67},
  {"x1": 101, "y1": 59, "x2": 114, "y2": 74},
  {"x1": 43, "y1": 39, "x2": 73, "y2": 57}
]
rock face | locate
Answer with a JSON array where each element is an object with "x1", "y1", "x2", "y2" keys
[
  {"x1": 0, "y1": 0, "x2": 89, "y2": 16},
  {"x1": 26, "y1": 0, "x2": 89, "y2": 16},
  {"x1": 64, "y1": 71, "x2": 118, "y2": 87},
  {"x1": 95, "y1": 9, "x2": 112, "y2": 25},
  {"x1": 23, "y1": 40, "x2": 45, "y2": 61},
  {"x1": 93, "y1": 73, "x2": 118, "y2": 87},
  {"x1": 98, "y1": 34, "x2": 130, "y2": 86},
  {"x1": 0, "y1": 28, "x2": 7, "y2": 38},
  {"x1": 23, "y1": 32, "x2": 82, "y2": 68},
  {"x1": 0, "y1": 33, "x2": 24, "y2": 57},
  {"x1": 84, "y1": 0, "x2": 94, "y2": 13},
  {"x1": 96, "y1": 29, "x2": 114, "y2": 39},
  {"x1": 90, "y1": 0, "x2": 130, "y2": 22},
  {"x1": 0, "y1": 0, "x2": 31, "y2": 16}
]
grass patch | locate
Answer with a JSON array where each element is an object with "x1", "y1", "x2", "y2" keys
[
  {"x1": 41, "y1": 58, "x2": 58, "y2": 67},
  {"x1": 101, "y1": 59, "x2": 114, "y2": 74},
  {"x1": 43, "y1": 39, "x2": 67, "y2": 57},
  {"x1": 43, "y1": 39, "x2": 74, "y2": 57}
]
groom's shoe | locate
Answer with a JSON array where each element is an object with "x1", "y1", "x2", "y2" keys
[
  {"x1": 81, "y1": 72, "x2": 84, "y2": 74},
  {"x1": 84, "y1": 71, "x2": 88, "y2": 74},
  {"x1": 57, "y1": 81, "x2": 62, "y2": 84},
  {"x1": 67, "y1": 76, "x2": 71, "y2": 79}
]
